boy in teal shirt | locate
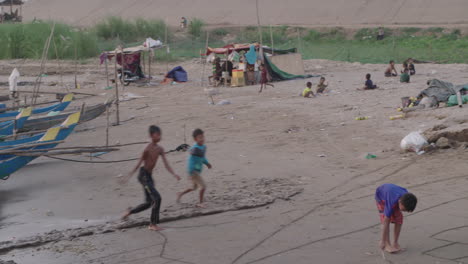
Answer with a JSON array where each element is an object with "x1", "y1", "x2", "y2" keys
[{"x1": 177, "y1": 129, "x2": 212, "y2": 207}]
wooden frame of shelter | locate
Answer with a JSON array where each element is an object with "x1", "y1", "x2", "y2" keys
[{"x1": 0, "y1": 0, "x2": 24, "y2": 23}]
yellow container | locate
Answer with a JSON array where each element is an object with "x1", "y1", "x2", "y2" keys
[
  {"x1": 390, "y1": 114, "x2": 405, "y2": 120},
  {"x1": 231, "y1": 70, "x2": 245, "y2": 87}
]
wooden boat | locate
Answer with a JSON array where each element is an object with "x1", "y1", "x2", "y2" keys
[
  {"x1": 0, "y1": 112, "x2": 80, "y2": 179},
  {"x1": 0, "y1": 107, "x2": 31, "y2": 136},
  {"x1": 0, "y1": 93, "x2": 73, "y2": 119},
  {"x1": 20, "y1": 99, "x2": 112, "y2": 132},
  {"x1": 0, "y1": 111, "x2": 79, "y2": 148}
]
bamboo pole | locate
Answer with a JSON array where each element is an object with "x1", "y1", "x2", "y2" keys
[
  {"x1": 11, "y1": 148, "x2": 120, "y2": 156},
  {"x1": 32, "y1": 22, "x2": 55, "y2": 105},
  {"x1": 269, "y1": 24, "x2": 274, "y2": 55},
  {"x1": 200, "y1": 31, "x2": 210, "y2": 87},
  {"x1": 16, "y1": 90, "x2": 96, "y2": 96},
  {"x1": 255, "y1": 0, "x2": 264, "y2": 62},
  {"x1": 74, "y1": 42, "x2": 78, "y2": 89},
  {"x1": 0, "y1": 140, "x2": 65, "y2": 153},
  {"x1": 296, "y1": 27, "x2": 302, "y2": 54},
  {"x1": 105, "y1": 106, "x2": 110, "y2": 147},
  {"x1": 113, "y1": 48, "x2": 120, "y2": 125},
  {"x1": 52, "y1": 37, "x2": 64, "y2": 89},
  {"x1": 165, "y1": 17, "x2": 169, "y2": 73},
  {"x1": 104, "y1": 53, "x2": 110, "y2": 88},
  {"x1": 0, "y1": 141, "x2": 146, "y2": 154},
  {"x1": 148, "y1": 49, "x2": 152, "y2": 81},
  {"x1": 120, "y1": 46, "x2": 125, "y2": 86}
]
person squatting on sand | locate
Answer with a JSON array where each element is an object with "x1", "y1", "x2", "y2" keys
[
  {"x1": 375, "y1": 184, "x2": 417, "y2": 253},
  {"x1": 316, "y1": 77, "x2": 328, "y2": 94},
  {"x1": 385, "y1": 60, "x2": 398, "y2": 77},
  {"x1": 177, "y1": 129, "x2": 212, "y2": 208},
  {"x1": 400, "y1": 63, "x2": 410, "y2": 83},
  {"x1": 302, "y1": 82, "x2": 315, "y2": 98},
  {"x1": 120, "y1": 126, "x2": 181, "y2": 231}
]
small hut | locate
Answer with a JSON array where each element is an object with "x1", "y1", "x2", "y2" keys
[
  {"x1": 205, "y1": 43, "x2": 311, "y2": 87},
  {"x1": 0, "y1": 0, "x2": 24, "y2": 23}
]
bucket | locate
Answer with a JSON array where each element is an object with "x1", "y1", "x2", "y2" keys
[{"x1": 401, "y1": 97, "x2": 411, "y2": 108}]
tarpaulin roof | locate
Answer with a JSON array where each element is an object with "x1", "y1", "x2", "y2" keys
[
  {"x1": 206, "y1": 43, "x2": 259, "y2": 55},
  {"x1": 105, "y1": 45, "x2": 152, "y2": 56},
  {"x1": 206, "y1": 43, "x2": 297, "y2": 56}
]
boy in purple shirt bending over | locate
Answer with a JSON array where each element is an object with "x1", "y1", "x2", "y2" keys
[{"x1": 375, "y1": 184, "x2": 417, "y2": 253}]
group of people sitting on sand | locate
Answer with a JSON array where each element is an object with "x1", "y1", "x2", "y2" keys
[
  {"x1": 302, "y1": 77, "x2": 328, "y2": 98},
  {"x1": 302, "y1": 58, "x2": 418, "y2": 96},
  {"x1": 359, "y1": 58, "x2": 417, "y2": 91},
  {"x1": 385, "y1": 59, "x2": 416, "y2": 82}
]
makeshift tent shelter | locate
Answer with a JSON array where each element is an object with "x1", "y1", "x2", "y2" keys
[
  {"x1": 205, "y1": 43, "x2": 314, "y2": 84},
  {"x1": 0, "y1": 0, "x2": 23, "y2": 23},
  {"x1": 102, "y1": 45, "x2": 153, "y2": 78},
  {"x1": 418, "y1": 79, "x2": 468, "y2": 102}
]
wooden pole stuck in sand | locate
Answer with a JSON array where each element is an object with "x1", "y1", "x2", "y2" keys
[
  {"x1": 270, "y1": 24, "x2": 274, "y2": 55},
  {"x1": 255, "y1": 0, "x2": 264, "y2": 62},
  {"x1": 104, "y1": 53, "x2": 110, "y2": 88},
  {"x1": 105, "y1": 105, "x2": 110, "y2": 147},
  {"x1": 148, "y1": 49, "x2": 152, "y2": 81},
  {"x1": 32, "y1": 22, "x2": 55, "y2": 105},
  {"x1": 201, "y1": 31, "x2": 210, "y2": 87},
  {"x1": 165, "y1": 17, "x2": 169, "y2": 73},
  {"x1": 114, "y1": 48, "x2": 120, "y2": 126},
  {"x1": 74, "y1": 42, "x2": 78, "y2": 89}
]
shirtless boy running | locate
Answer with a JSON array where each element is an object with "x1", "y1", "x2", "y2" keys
[{"x1": 120, "y1": 125, "x2": 180, "y2": 231}]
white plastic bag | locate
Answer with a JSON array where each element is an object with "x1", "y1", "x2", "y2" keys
[
  {"x1": 400, "y1": 132, "x2": 428, "y2": 153},
  {"x1": 9, "y1": 68, "x2": 20, "y2": 92}
]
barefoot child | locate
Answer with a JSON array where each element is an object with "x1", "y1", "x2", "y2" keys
[
  {"x1": 400, "y1": 63, "x2": 410, "y2": 83},
  {"x1": 177, "y1": 129, "x2": 212, "y2": 207},
  {"x1": 302, "y1": 82, "x2": 315, "y2": 98},
  {"x1": 384, "y1": 60, "x2": 398, "y2": 77},
  {"x1": 258, "y1": 64, "x2": 274, "y2": 93},
  {"x1": 361, "y1": 73, "x2": 378, "y2": 90},
  {"x1": 375, "y1": 184, "x2": 417, "y2": 253},
  {"x1": 121, "y1": 126, "x2": 181, "y2": 231},
  {"x1": 316, "y1": 77, "x2": 328, "y2": 94}
]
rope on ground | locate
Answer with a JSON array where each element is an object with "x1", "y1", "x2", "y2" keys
[{"x1": 43, "y1": 143, "x2": 190, "y2": 164}]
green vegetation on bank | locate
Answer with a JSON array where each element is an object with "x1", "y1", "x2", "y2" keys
[{"x1": 0, "y1": 18, "x2": 467, "y2": 64}]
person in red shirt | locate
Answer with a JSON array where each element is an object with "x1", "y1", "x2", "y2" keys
[{"x1": 258, "y1": 64, "x2": 274, "y2": 93}]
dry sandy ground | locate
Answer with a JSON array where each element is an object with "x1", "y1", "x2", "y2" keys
[
  {"x1": 1, "y1": 57, "x2": 468, "y2": 264},
  {"x1": 23, "y1": 0, "x2": 468, "y2": 27}
]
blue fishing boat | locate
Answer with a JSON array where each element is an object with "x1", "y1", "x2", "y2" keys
[
  {"x1": 0, "y1": 107, "x2": 32, "y2": 136},
  {"x1": 0, "y1": 93, "x2": 74, "y2": 119},
  {"x1": 0, "y1": 112, "x2": 81, "y2": 180}
]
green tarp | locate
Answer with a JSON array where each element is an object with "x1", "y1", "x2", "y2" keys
[{"x1": 263, "y1": 54, "x2": 316, "y2": 82}]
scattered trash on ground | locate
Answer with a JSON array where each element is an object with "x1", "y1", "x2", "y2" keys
[
  {"x1": 400, "y1": 131, "x2": 428, "y2": 153},
  {"x1": 355, "y1": 116, "x2": 369, "y2": 121},
  {"x1": 217, "y1": 99, "x2": 231, "y2": 105}
]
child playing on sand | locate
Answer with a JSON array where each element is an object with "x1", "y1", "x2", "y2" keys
[
  {"x1": 407, "y1": 58, "x2": 416, "y2": 75},
  {"x1": 361, "y1": 73, "x2": 378, "y2": 90},
  {"x1": 375, "y1": 184, "x2": 417, "y2": 253},
  {"x1": 177, "y1": 129, "x2": 212, "y2": 208},
  {"x1": 302, "y1": 82, "x2": 315, "y2": 97},
  {"x1": 385, "y1": 60, "x2": 398, "y2": 77},
  {"x1": 316, "y1": 77, "x2": 328, "y2": 94},
  {"x1": 258, "y1": 64, "x2": 274, "y2": 93},
  {"x1": 400, "y1": 63, "x2": 410, "y2": 83},
  {"x1": 120, "y1": 126, "x2": 181, "y2": 231}
]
